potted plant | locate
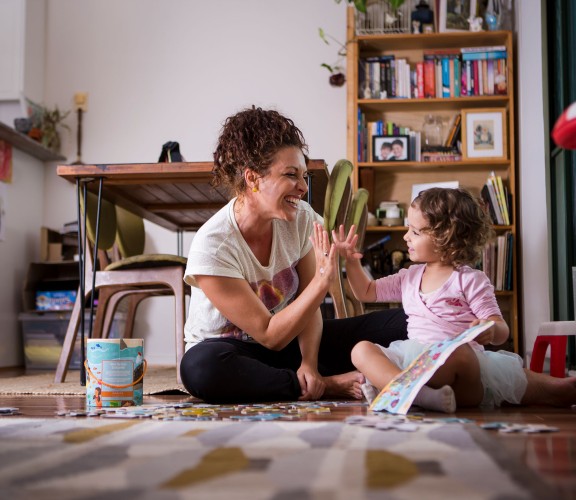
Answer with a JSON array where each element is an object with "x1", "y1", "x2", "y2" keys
[{"x1": 26, "y1": 99, "x2": 70, "y2": 153}]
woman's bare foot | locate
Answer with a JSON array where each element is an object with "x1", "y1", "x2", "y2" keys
[{"x1": 323, "y1": 371, "x2": 366, "y2": 399}]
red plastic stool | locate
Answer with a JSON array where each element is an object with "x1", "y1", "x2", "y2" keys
[{"x1": 529, "y1": 321, "x2": 575, "y2": 378}]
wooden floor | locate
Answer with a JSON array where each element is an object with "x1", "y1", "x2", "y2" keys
[{"x1": 1, "y1": 372, "x2": 575, "y2": 499}]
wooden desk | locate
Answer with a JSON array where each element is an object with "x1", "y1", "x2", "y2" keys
[{"x1": 56, "y1": 160, "x2": 329, "y2": 232}]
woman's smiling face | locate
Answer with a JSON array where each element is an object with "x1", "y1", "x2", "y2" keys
[{"x1": 255, "y1": 146, "x2": 309, "y2": 221}]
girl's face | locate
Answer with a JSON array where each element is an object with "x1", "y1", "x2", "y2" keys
[
  {"x1": 403, "y1": 206, "x2": 438, "y2": 264},
  {"x1": 253, "y1": 146, "x2": 309, "y2": 221}
]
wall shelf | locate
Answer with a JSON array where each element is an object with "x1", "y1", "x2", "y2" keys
[{"x1": 0, "y1": 121, "x2": 66, "y2": 162}]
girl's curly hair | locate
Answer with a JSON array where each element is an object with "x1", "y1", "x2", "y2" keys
[
  {"x1": 412, "y1": 187, "x2": 494, "y2": 267},
  {"x1": 212, "y1": 107, "x2": 309, "y2": 196}
]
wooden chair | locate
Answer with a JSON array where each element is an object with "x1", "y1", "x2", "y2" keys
[
  {"x1": 54, "y1": 192, "x2": 189, "y2": 383},
  {"x1": 323, "y1": 159, "x2": 354, "y2": 319}
]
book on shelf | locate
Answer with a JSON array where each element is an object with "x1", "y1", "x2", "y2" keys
[
  {"x1": 444, "y1": 113, "x2": 461, "y2": 148},
  {"x1": 482, "y1": 172, "x2": 510, "y2": 225},
  {"x1": 494, "y1": 173, "x2": 510, "y2": 225},
  {"x1": 481, "y1": 231, "x2": 512, "y2": 291},
  {"x1": 494, "y1": 58, "x2": 507, "y2": 95},
  {"x1": 460, "y1": 45, "x2": 506, "y2": 53},
  {"x1": 481, "y1": 184, "x2": 503, "y2": 225},
  {"x1": 461, "y1": 50, "x2": 507, "y2": 61}
]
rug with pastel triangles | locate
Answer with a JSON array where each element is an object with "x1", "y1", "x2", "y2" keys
[{"x1": 0, "y1": 417, "x2": 552, "y2": 499}]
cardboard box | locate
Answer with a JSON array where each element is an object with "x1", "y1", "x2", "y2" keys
[
  {"x1": 20, "y1": 311, "x2": 125, "y2": 370},
  {"x1": 40, "y1": 226, "x2": 78, "y2": 262}
]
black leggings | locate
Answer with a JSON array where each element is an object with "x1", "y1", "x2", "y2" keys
[{"x1": 179, "y1": 308, "x2": 408, "y2": 403}]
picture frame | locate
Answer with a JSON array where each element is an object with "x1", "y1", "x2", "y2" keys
[
  {"x1": 461, "y1": 108, "x2": 507, "y2": 160},
  {"x1": 438, "y1": 0, "x2": 477, "y2": 32},
  {"x1": 372, "y1": 135, "x2": 410, "y2": 162}
]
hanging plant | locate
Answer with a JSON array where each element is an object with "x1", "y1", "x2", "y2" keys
[
  {"x1": 319, "y1": 28, "x2": 349, "y2": 87},
  {"x1": 318, "y1": 0, "x2": 368, "y2": 87}
]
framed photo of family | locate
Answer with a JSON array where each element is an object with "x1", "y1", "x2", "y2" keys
[
  {"x1": 372, "y1": 135, "x2": 409, "y2": 162},
  {"x1": 438, "y1": 0, "x2": 477, "y2": 32},
  {"x1": 461, "y1": 108, "x2": 507, "y2": 160}
]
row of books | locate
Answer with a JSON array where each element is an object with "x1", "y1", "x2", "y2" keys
[
  {"x1": 482, "y1": 231, "x2": 513, "y2": 291},
  {"x1": 481, "y1": 172, "x2": 511, "y2": 225},
  {"x1": 423, "y1": 46, "x2": 508, "y2": 98},
  {"x1": 358, "y1": 46, "x2": 508, "y2": 100}
]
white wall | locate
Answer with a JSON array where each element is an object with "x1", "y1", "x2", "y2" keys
[
  {"x1": 0, "y1": 150, "x2": 45, "y2": 367},
  {"x1": 0, "y1": 0, "x2": 48, "y2": 368},
  {"x1": 32, "y1": 0, "x2": 553, "y2": 366},
  {"x1": 516, "y1": 0, "x2": 550, "y2": 359},
  {"x1": 42, "y1": 0, "x2": 348, "y2": 364}
]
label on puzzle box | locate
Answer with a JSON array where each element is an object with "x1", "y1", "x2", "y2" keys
[
  {"x1": 86, "y1": 339, "x2": 144, "y2": 407},
  {"x1": 35, "y1": 290, "x2": 77, "y2": 311}
]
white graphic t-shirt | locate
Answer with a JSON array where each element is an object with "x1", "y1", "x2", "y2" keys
[{"x1": 183, "y1": 198, "x2": 320, "y2": 349}]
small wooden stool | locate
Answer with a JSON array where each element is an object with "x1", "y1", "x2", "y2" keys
[{"x1": 529, "y1": 321, "x2": 576, "y2": 378}]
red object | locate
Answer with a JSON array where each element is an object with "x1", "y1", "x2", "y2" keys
[
  {"x1": 529, "y1": 335, "x2": 568, "y2": 378},
  {"x1": 551, "y1": 101, "x2": 576, "y2": 149}
]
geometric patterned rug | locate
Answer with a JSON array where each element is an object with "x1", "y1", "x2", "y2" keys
[{"x1": 0, "y1": 418, "x2": 553, "y2": 499}]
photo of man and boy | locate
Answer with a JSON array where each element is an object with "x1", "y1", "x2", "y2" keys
[{"x1": 373, "y1": 136, "x2": 409, "y2": 162}]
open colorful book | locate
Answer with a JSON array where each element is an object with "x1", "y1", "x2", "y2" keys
[{"x1": 370, "y1": 321, "x2": 494, "y2": 415}]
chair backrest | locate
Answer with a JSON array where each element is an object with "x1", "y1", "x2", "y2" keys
[
  {"x1": 115, "y1": 205, "x2": 146, "y2": 258},
  {"x1": 323, "y1": 159, "x2": 353, "y2": 238},
  {"x1": 346, "y1": 188, "x2": 369, "y2": 249},
  {"x1": 81, "y1": 191, "x2": 117, "y2": 251},
  {"x1": 342, "y1": 188, "x2": 369, "y2": 318},
  {"x1": 322, "y1": 159, "x2": 354, "y2": 319}
]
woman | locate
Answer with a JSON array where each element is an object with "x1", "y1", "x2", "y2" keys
[{"x1": 179, "y1": 106, "x2": 408, "y2": 403}]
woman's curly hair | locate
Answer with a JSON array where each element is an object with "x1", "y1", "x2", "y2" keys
[
  {"x1": 412, "y1": 187, "x2": 494, "y2": 267},
  {"x1": 212, "y1": 106, "x2": 309, "y2": 196}
]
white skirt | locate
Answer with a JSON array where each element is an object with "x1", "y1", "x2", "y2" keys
[{"x1": 379, "y1": 339, "x2": 528, "y2": 408}]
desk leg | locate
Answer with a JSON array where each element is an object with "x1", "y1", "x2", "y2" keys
[
  {"x1": 77, "y1": 178, "x2": 104, "y2": 386},
  {"x1": 77, "y1": 180, "x2": 86, "y2": 385},
  {"x1": 177, "y1": 229, "x2": 184, "y2": 257}
]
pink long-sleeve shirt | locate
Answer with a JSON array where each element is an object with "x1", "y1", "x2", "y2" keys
[{"x1": 375, "y1": 264, "x2": 502, "y2": 349}]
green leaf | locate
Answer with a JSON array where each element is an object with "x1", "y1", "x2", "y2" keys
[
  {"x1": 353, "y1": 0, "x2": 367, "y2": 13},
  {"x1": 387, "y1": 0, "x2": 405, "y2": 10},
  {"x1": 318, "y1": 28, "x2": 330, "y2": 44},
  {"x1": 321, "y1": 63, "x2": 334, "y2": 73}
]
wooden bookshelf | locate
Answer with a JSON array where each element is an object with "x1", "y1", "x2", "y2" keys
[{"x1": 345, "y1": 7, "x2": 520, "y2": 353}]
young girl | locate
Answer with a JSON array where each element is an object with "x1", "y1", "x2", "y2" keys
[{"x1": 333, "y1": 187, "x2": 576, "y2": 413}]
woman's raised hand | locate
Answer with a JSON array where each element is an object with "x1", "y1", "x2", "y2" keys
[
  {"x1": 310, "y1": 222, "x2": 336, "y2": 281},
  {"x1": 332, "y1": 224, "x2": 363, "y2": 261}
]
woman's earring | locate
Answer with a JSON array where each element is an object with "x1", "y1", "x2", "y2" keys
[{"x1": 252, "y1": 185, "x2": 258, "y2": 193}]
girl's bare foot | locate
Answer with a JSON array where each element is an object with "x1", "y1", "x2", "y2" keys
[
  {"x1": 323, "y1": 371, "x2": 366, "y2": 399},
  {"x1": 522, "y1": 371, "x2": 576, "y2": 406}
]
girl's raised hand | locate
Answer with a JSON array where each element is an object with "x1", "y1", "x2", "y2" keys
[{"x1": 332, "y1": 224, "x2": 363, "y2": 261}]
